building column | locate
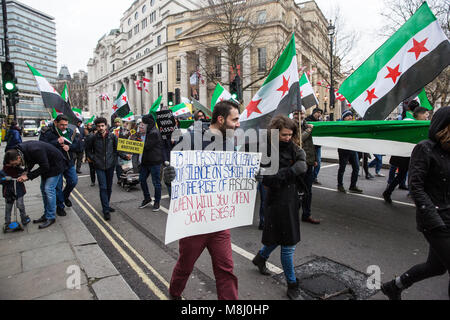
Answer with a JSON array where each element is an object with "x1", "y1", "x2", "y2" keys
[
  {"x1": 129, "y1": 74, "x2": 137, "y2": 115},
  {"x1": 137, "y1": 71, "x2": 144, "y2": 115},
  {"x1": 220, "y1": 49, "x2": 229, "y2": 85},
  {"x1": 144, "y1": 68, "x2": 152, "y2": 112},
  {"x1": 198, "y1": 49, "x2": 207, "y2": 107},
  {"x1": 242, "y1": 47, "x2": 252, "y2": 106},
  {"x1": 179, "y1": 52, "x2": 188, "y2": 99}
]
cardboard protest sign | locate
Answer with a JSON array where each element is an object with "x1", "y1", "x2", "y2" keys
[
  {"x1": 165, "y1": 150, "x2": 262, "y2": 245},
  {"x1": 117, "y1": 138, "x2": 144, "y2": 154},
  {"x1": 156, "y1": 110, "x2": 176, "y2": 136}
]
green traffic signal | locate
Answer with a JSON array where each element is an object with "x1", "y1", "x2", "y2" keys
[
  {"x1": 4, "y1": 81, "x2": 16, "y2": 93},
  {"x1": 231, "y1": 93, "x2": 238, "y2": 100}
]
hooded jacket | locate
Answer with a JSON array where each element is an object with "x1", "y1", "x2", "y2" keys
[
  {"x1": 409, "y1": 107, "x2": 450, "y2": 233},
  {"x1": 5, "y1": 126, "x2": 22, "y2": 151},
  {"x1": 140, "y1": 115, "x2": 164, "y2": 166}
]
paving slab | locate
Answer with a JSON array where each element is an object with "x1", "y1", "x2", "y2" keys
[
  {"x1": 36, "y1": 284, "x2": 94, "y2": 300},
  {"x1": 92, "y1": 275, "x2": 139, "y2": 300},
  {"x1": 0, "y1": 229, "x2": 67, "y2": 257},
  {"x1": 59, "y1": 209, "x2": 97, "y2": 246},
  {"x1": 22, "y1": 242, "x2": 75, "y2": 272},
  {"x1": 0, "y1": 253, "x2": 22, "y2": 279},
  {"x1": 73, "y1": 244, "x2": 119, "y2": 280},
  {"x1": 0, "y1": 260, "x2": 87, "y2": 300}
]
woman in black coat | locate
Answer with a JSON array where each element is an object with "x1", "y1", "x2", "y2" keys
[
  {"x1": 252, "y1": 115, "x2": 307, "y2": 300},
  {"x1": 381, "y1": 107, "x2": 450, "y2": 300}
]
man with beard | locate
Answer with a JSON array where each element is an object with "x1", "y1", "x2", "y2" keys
[{"x1": 163, "y1": 101, "x2": 240, "y2": 300}]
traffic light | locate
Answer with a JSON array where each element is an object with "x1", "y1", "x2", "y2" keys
[
  {"x1": 2, "y1": 62, "x2": 17, "y2": 94},
  {"x1": 168, "y1": 91, "x2": 174, "y2": 107},
  {"x1": 230, "y1": 75, "x2": 242, "y2": 101},
  {"x1": 175, "y1": 88, "x2": 181, "y2": 105},
  {"x1": 11, "y1": 90, "x2": 19, "y2": 106}
]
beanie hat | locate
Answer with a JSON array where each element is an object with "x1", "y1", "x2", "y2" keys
[{"x1": 342, "y1": 109, "x2": 354, "y2": 119}]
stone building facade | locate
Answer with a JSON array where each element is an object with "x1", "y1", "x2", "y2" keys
[
  {"x1": 55, "y1": 67, "x2": 88, "y2": 112},
  {"x1": 88, "y1": 0, "x2": 342, "y2": 120}
]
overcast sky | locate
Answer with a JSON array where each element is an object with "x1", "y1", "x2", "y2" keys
[{"x1": 18, "y1": 0, "x2": 388, "y2": 75}]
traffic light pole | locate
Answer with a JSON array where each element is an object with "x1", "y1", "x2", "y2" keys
[{"x1": 2, "y1": 0, "x2": 16, "y2": 122}]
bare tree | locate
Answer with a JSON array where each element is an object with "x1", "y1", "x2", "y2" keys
[
  {"x1": 193, "y1": 0, "x2": 288, "y2": 93},
  {"x1": 380, "y1": 0, "x2": 450, "y2": 107}
]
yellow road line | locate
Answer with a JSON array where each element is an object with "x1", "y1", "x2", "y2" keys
[{"x1": 71, "y1": 191, "x2": 168, "y2": 300}]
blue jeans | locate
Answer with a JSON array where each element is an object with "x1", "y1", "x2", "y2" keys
[
  {"x1": 260, "y1": 245, "x2": 297, "y2": 284},
  {"x1": 258, "y1": 183, "x2": 267, "y2": 226},
  {"x1": 56, "y1": 165, "x2": 78, "y2": 209},
  {"x1": 313, "y1": 146, "x2": 322, "y2": 181},
  {"x1": 369, "y1": 155, "x2": 383, "y2": 174},
  {"x1": 140, "y1": 165, "x2": 162, "y2": 203},
  {"x1": 96, "y1": 167, "x2": 115, "y2": 214},
  {"x1": 302, "y1": 165, "x2": 314, "y2": 219},
  {"x1": 40, "y1": 174, "x2": 62, "y2": 220}
]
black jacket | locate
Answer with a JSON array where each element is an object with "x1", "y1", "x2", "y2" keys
[
  {"x1": 409, "y1": 107, "x2": 450, "y2": 233},
  {"x1": 262, "y1": 141, "x2": 307, "y2": 246},
  {"x1": 141, "y1": 115, "x2": 164, "y2": 166},
  {"x1": 17, "y1": 141, "x2": 68, "y2": 180},
  {"x1": 39, "y1": 124, "x2": 80, "y2": 166},
  {"x1": 85, "y1": 132, "x2": 122, "y2": 170}
]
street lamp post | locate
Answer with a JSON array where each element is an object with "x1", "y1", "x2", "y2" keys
[{"x1": 328, "y1": 20, "x2": 336, "y2": 114}]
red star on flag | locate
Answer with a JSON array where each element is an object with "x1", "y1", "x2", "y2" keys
[
  {"x1": 300, "y1": 91, "x2": 303, "y2": 98},
  {"x1": 365, "y1": 88, "x2": 378, "y2": 105},
  {"x1": 112, "y1": 105, "x2": 118, "y2": 112},
  {"x1": 277, "y1": 76, "x2": 290, "y2": 98},
  {"x1": 246, "y1": 98, "x2": 263, "y2": 118},
  {"x1": 385, "y1": 64, "x2": 402, "y2": 84},
  {"x1": 408, "y1": 38, "x2": 429, "y2": 60},
  {"x1": 122, "y1": 95, "x2": 127, "y2": 103}
]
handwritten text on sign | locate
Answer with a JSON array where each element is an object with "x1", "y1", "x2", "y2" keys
[
  {"x1": 165, "y1": 150, "x2": 262, "y2": 244},
  {"x1": 117, "y1": 138, "x2": 145, "y2": 154}
]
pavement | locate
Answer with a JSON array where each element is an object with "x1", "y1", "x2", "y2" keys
[{"x1": 0, "y1": 140, "x2": 138, "y2": 300}]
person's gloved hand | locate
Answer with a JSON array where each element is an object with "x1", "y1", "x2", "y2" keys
[
  {"x1": 290, "y1": 160, "x2": 307, "y2": 176},
  {"x1": 163, "y1": 162, "x2": 176, "y2": 184}
]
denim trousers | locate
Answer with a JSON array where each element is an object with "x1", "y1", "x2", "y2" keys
[
  {"x1": 40, "y1": 174, "x2": 62, "y2": 220},
  {"x1": 140, "y1": 164, "x2": 162, "y2": 203},
  {"x1": 313, "y1": 146, "x2": 322, "y2": 180},
  {"x1": 369, "y1": 155, "x2": 383, "y2": 174},
  {"x1": 56, "y1": 165, "x2": 78, "y2": 209},
  {"x1": 260, "y1": 245, "x2": 297, "y2": 284},
  {"x1": 96, "y1": 167, "x2": 115, "y2": 214},
  {"x1": 5, "y1": 197, "x2": 26, "y2": 224}
]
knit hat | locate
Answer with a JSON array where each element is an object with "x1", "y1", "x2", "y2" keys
[
  {"x1": 114, "y1": 118, "x2": 122, "y2": 124},
  {"x1": 342, "y1": 109, "x2": 354, "y2": 119}
]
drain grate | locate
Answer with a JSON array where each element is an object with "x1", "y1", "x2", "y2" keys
[{"x1": 273, "y1": 256, "x2": 378, "y2": 300}]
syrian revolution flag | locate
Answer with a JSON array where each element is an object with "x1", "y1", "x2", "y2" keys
[
  {"x1": 122, "y1": 111, "x2": 135, "y2": 122},
  {"x1": 113, "y1": 85, "x2": 131, "y2": 118},
  {"x1": 299, "y1": 73, "x2": 319, "y2": 109},
  {"x1": 171, "y1": 103, "x2": 192, "y2": 118},
  {"x1": 135, "y1": 80, "x2": 142, "y2": 91},
  {"x1": 211, "y1": 83, "x2": 237, "y2": 112},
  {"x1": 339, "y1": 2, "x2": 450, "y2": 120},
  {"x1": 240, "y1": 34, "x2": 301, "y2": 129},
  {"x1": 149, "y1": 95, "x2": 162, "y2": 113},
  {"x1": 312, "y1": 120, "x2": 430, "y2": 157},
  {"x1": 100, "y1": 93, "x2": 110, "y2": 101},
  {"x1": 26, "y1": 62, "x2": 79, "y2": 125},
  {"x1": 403, "y1": 88, "x2": 433, "y2": 112},
  {"x1": 142, "y1": 78, "x2": 150, "y2": 93},
  {"x1": 72, "y1": 108, "x2": 83, "y2": 120},
  {"x1": 85, "y1": 115, "x2": 95, "y2": 125},
  {"x1": 191, "y1": 97, "x2": 212, "y2": 118},
  {"x1": 61, "y1": 83, "x2": 70, "y2": 105}
]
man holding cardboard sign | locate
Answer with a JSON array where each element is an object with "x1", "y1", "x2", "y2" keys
[{"x1": 163, "y1": 101, "x2": 247, "y2": 301}]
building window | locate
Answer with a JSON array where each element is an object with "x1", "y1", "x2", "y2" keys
[
  {"x1": 150, "y1": 11, "x2": 156, "y2": 23},
  {"x1": 135, "y1": 12, "x2": 139, "y2": 20},
  {"x1": 175, "y1": 27, "x2": 183, "y2": 36},
  {"x1": 157, "y1": 63, "x2": 163, "y2": 74},
  {"x1": 136, "y1": 53, "x2": 141, "y2": 59},
  {"x1": 215, "y1": 55, "x2": 221, "y2": 78},
  {"x1": 157, "y1": 35, "x2": 161, "y2": 46},
  {"x1": 128, "y1": 18, "x2": 132, "y2": 26},
  {"x1": 142, "y1": 5, "x2": 147, "y2": 14},
  {"x1": 144, "y1": 48, "x2": 150, "y2": 54},
  {"x1": 134, "y1": 24, "x2": 140, "y2": 35},
  {"x1": 128, "y1": 30, "x2": 132, "y2": 39},
  {"x1": 258, "y1": 48, "x2": 267, "y2": 72},
  {"x1": 151, "y1": 0, "x2": 155, "y2": 6},
  {"x1": 257, "y1": 10, "x2": 267, "y2": 24},
  {"x1": 158, "y1": 81, "x2": 163, "y2": 97},
  {"x1": 176, "y1": 60, "x2": 181, "y2": 83},
  {"x1": 142, "y1": 18, "x2": 148, "y2": 29}
]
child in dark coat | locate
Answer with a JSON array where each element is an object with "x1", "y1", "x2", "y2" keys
[{"x1": 0, "y1": 163, "x2": 30, "y2": 232}]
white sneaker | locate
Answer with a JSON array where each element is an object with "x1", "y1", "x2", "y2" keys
[{"x1": 376, "y1": 173, "x2": 386, "y2": 177}]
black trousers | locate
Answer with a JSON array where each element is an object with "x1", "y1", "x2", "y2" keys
[
  {"x1": 88, "y1": 162, "x2": 96, "y2": 184},
  {"x1": 338, "y1": 149, "x2": 359, "y2": 188},
  {"x1": 386, "y1": 166, "x2": 408, "y2": 195},
  {"x1": 401, "y1": 227, "x2": 450, "y2": 293}
]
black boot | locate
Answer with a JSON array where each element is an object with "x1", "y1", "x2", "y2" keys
[
  {"x1": 381, "y1": 279, "x2": 403, "y2": 300},
  {"x1": 383, "y1": 190, "x2": 393, "y2": 204},
  {"x1": 252, "y1": 252, "x2": 270, "y2": 276},
  {"x1": 287, "y1": 278, "x2": 304, "y2": 300},
  {"x1": 39, "y1": 219, "x2": 56, "y2": 230}
]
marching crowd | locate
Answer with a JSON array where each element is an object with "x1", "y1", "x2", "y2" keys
[{"x1": 1, "y1": 100, "x2": 449, "y2": 301}]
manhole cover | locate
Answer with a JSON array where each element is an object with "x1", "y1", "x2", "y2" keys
[
  {"x1": 273, "y1": 256, "x2": 378, "y2": 300},
  {"x1": 300, "y1": 273, "x2": 353, "y2": 300}
]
